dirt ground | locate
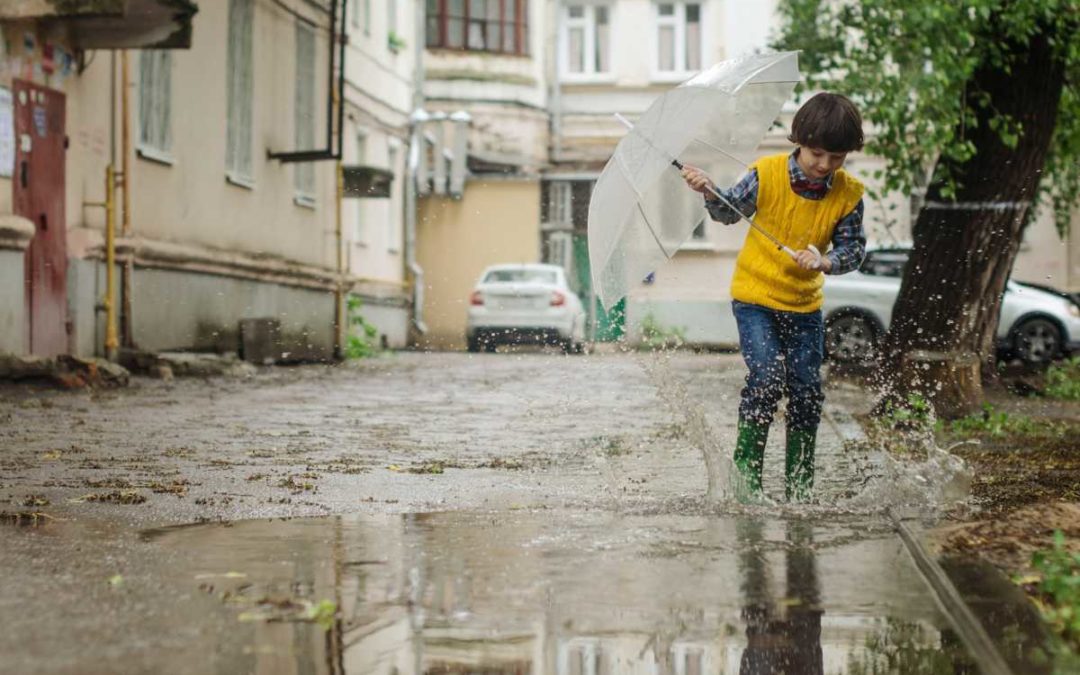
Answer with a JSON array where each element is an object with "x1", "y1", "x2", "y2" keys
[{"x1": 936, "y1": 369, "x2": 1080, "y2": 566}]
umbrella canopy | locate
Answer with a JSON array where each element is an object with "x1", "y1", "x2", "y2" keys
[{"x1": 587, "y1": 52, "x2": 802, "y2": 310}]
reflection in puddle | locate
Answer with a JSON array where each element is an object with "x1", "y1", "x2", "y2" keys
[{"x1": 144, "y1": 512, "x2": 974, "y2": 674}]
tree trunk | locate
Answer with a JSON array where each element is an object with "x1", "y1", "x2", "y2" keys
[{"x1": 878, "y1": 28, "x2": 1066, "y2": 419}]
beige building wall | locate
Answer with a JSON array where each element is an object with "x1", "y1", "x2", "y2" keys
[
  {"x1": 69, "y1": 1, "x2": 335, "y2": 266},
  {"x1": 1012, "y1": 208, "x2": 1076, "y2": 292},
  {"x1": 416, "y1": 180, "x2": 541, "y2": 349}
]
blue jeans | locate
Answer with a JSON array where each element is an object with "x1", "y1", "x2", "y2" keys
[{"x1": 732, "y1": 301, "x2": 824, "y2": 431}]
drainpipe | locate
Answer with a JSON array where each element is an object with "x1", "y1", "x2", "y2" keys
[
  {"x1": 405, "y1": 108, "x2": 429, "y2": 336},
  {"x1": 119, "y1": 50, "x2": 134, "y2": 349},
  {"x1": 101, "y1": 166, "x2": 118, "y2": 361},
  {"x1": 549, "y1": 0, "x2": 563, "y2": 163},
  {"x1": 405, "y1": 0, "x2": 428, "y2": 336},
  {"x1": 334, "y1": 161, "x2": 345, "y2": 358}
]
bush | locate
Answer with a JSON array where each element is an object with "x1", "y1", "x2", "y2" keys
[
  {"x1": 1028, "y1": 531, "x2": 1080, "y2": 668},
  {"x1": 639, "y1": 313, "x2": 686, "y2": 351},
  {"x1": 345, "y1": 295, "x2": 380, "y2": 359},
  {"x1": 949, "y1": 403, "x2": 1039, "y2": 438},
  {"x1": 1045, "y1": 357, "x2": 1080, "y2": 400}
]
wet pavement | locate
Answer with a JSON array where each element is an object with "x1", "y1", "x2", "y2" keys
[{"x1": 0, "y1": 351, "x2": 1034, "y2": 673}]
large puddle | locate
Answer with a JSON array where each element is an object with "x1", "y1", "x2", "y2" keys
[{"x1": 144, "y1": 511, "x2": 981, "y2": 673}]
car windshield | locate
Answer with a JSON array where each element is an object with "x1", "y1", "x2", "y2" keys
[
  {"x1": 861, "y1": 250, "x2": 910, "y2": 277},
  {"x1": 484, "y1": 269, "x2": 558, "y2": 285}
]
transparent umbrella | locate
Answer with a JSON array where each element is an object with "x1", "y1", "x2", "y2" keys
[{"x1": 587, "y1": 51, "x2": 802, "y2": 310}]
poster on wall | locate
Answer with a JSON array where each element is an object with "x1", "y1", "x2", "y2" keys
[{"x1": 0, "y1": 87, "x2": 13, "y2": 178}]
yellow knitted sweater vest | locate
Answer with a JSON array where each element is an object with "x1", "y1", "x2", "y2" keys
[{"x1": 730, "y1": 153, "x2": 863, "y2": 313}]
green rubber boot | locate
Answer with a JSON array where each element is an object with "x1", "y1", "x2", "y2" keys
[
  {"x1": 785, "y1": 428, "x2": 817, "y2": 502},
  {"x1": 733, "y1": 418, "x2": 769, "y2": 498}
]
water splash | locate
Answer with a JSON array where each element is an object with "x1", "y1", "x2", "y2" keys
[
  {"x1": 640, "y1": 350, "x2": 738, "y2": 503},
  {"x1": 639, "y1": 349, "x2": 972, "y2": 517}
]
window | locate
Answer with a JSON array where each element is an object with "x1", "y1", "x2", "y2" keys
[
  {"x1": 656, "y1": 2, "x2": 701, "y2": 74},
  {"x1": 860, "y1": 249, "x2": 910, "y2": 277},
  {"x1": 426, "y1": 0, "x2": 529, "y2": 55},
  {"x1": 227, "y1": 0, "x2": 254, "y2": 184},
  {"x1": 562, "y1": 4, "x2": 609, "y2": 76},
  {"x1": 484, "y1": 268, "x2": 557, "y2": 284},
  {"x1": 350, "y1": 0, "x2": 360, "y2": 27},
  {"x1": 549, "y1": 181, "x2": 572, "y2": 226},
  {"x1": 364, "y1": 0, "x2": 371, "y2": 34},
  {"x1": 542, "y1": 179, "x2": 593, "y2": 231},
  {"x1": 138, "y1": 51, "x2": 172, "y2": 160},
  {"x1": 388, "y1": 0, "x2": 404, "y2": 51},
  {"x1": 294, "y1": 22, "x2": 316, "y2": 203}
]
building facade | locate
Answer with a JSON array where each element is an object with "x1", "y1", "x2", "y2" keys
[{"x1": 1, "y1": 0, "x2": 418, "y2": 362}]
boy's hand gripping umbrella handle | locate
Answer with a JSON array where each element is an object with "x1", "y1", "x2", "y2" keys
[{"x1": 613, "y1": 113, "x2": 824, "y2": 269}]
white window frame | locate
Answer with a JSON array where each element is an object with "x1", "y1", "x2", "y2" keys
[
  {"x1": 294, "y1": 21, "x2": 317, "y2": 207},
  {"x1": 548, "y1": 181, "x2": 572, "y2": 227},
  {"x1": 226, "y1": 0, "x2": 255, "y2": 187},
  {"x1": 350, "y1": 0, "x2": 360, "y2": 27},
  {"x1": 137, "y1": 51, "x2": 173, "y2": 164},
  {"x1": 559, "y1": 3, "x2": 613, "y2": 82},
  {"x1": 652, "y1": 1, "x2": 703, "y2": 81}
]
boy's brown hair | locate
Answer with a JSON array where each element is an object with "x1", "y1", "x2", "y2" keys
[{"x1": 788, "y1": 92, "x2": 864, "y2": 153}]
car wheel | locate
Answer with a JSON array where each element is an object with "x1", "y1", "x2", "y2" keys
[
  {"x1": 483, "y1": 338, "x2": 498, "y2": 353},
  {"x1": 466, "y1": 336, "x2": 481, "y2": 353},
  {"x1": 1012, "y1": 317, "x2": 1062, "y2": 365},
  {"x1": 825, "y1": 314, "x2": 878, "y2": 363}
]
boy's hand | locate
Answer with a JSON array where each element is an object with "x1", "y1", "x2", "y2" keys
[
  {"x1": 681, "y1": 165, "x2": 716, "y2": 196},
  {"x1": 794, "y1": 249, "x2": 831, "y2": 272}
]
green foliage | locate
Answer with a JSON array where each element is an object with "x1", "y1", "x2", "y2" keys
[
  {"x1": 1045, "y1": 357, "x2": 1080, "y2": 400},
  {"x1": 949, "y1": 403, "x2": 1039, "y2": 437},
  {"x1": 775, "y1": 0, "x2": 1080, "y2": 235},
  {"x1": 1029, "y1": 531, "x2": 1080, "y2": 664},
  {"x1": 846, "y1": 617, "x2": 965, "y2": 674},
  {"x1": 345, "y1": 295, "x2": 380, "y2": 359},
  {"x1": 639, "y1": 313, "x2": 686, "y2": 351},
  {"x1": 878, "y1": 392, "x2": 934, "y2": 430},
  {"x1": 387, "y1": 31, "x2": 406, "y2": 52},
  {"x1": 304, "y1": 599, "x2": 338, "y2": 630}
]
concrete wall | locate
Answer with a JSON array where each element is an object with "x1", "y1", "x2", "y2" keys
[
  {"x1": 0, "y1": 249, "x2": 26, "y2": 353},
  {"x1": 416, "y1": 179, "x2": 541, "y2": 349},
  {"x1": 131, "y1": 268, "x2": 335, "y2": 359}
]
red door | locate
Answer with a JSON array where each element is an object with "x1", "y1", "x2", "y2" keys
[{"x1": 14, "y1": 80, "x2": 67, "y2": 356}]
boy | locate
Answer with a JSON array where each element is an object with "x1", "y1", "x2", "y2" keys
[{"x1": 681, "y1": 92, "x2": 866, "y2": 501}]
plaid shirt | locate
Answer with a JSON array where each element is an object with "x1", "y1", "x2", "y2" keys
[{"x1": 704, "y1": 150, "x2": 866, "y2": 275}]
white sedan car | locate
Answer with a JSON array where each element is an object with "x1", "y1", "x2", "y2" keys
[
  {"x1": 822, "y1": 247, "x2": 1080, "y2": 365},
  {"x1": 466, "y1": 263, "x2": 587, "y2": 353}
]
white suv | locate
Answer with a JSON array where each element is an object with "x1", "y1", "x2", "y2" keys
[{"x1": 822, "y1": 247, "x2": 1080, "y2": 365}]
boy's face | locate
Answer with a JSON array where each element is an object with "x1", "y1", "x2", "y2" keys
[{"x1": 796, "y1": 146, "x2": 848, "y2": 181}]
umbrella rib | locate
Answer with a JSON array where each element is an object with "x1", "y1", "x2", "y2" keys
[
  {"x1": 688, "y1": 137, "x2": 751, "y2": 169},
  {"x1": 635, "y1": 201, "x2": 674, "y2": 259}
]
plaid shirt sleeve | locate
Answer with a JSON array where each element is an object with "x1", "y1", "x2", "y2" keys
[
  {"x1": 704, "y1": 169, "x2": 758, "y2": 224},
  {"x1": 825, "y1": 199, "x2": 866, "y2": 275}
]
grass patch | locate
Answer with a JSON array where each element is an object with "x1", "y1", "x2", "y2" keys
[
  {"x1": 1045, "y1": 358, "x2": 1080, "y2": 401},
  {"x1": 1019, "y1": 531, "x2": 1080, "y2": 670}
]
